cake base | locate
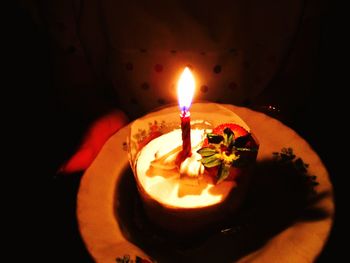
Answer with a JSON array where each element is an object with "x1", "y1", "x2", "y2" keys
[
  {"x1": 131, "y1": 104, "x2": 259, "y2": 236},
  {"x1": 136, "y1": 168, "x2": 254, "y2": 236}
]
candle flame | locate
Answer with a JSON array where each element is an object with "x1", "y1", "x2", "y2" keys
[{"x1": 177, "y1": 67, "x2": 195, "y2": 111}]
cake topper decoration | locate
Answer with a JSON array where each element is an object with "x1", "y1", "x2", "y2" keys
[{"x1": 197, "y1": 123, "x2": 258, "y2": 184}]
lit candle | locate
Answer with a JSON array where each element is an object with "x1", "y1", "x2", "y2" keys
[{"x1": 177, "y1": 67, "x2": 195, "y2": 162}]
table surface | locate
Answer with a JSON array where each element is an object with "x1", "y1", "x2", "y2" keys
[{"x1": 77, "y1": 103, "x2": 334, "y2": 263}]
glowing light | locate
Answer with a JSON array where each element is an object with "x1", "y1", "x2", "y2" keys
[{"x1": 177, "y1": 67, "x2": 195, "y2": 111}]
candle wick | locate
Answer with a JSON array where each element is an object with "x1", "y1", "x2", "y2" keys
[{"x1": 181, "y1": 108, "x2": 190, "y2": 117}]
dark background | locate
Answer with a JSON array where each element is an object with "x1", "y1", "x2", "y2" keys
[{"x1": 12, "y1": 1, "x2": 343, "y2": 262}]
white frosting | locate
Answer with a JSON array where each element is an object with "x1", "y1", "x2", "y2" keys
[{"x1": 136, "y1": 129, "x2": 235, "y2": 208}]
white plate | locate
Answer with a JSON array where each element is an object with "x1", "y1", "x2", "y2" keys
[{"x1": 77, "y1": 104, "x2": 334, "y2": 263}]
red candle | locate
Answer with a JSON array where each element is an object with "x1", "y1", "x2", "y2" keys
[
  {"x1": 177, "y1": 67, "x2": 195, "y2": 162},
  {"x1": 180, "y1": 109, "x2": 191, "y2": 158}
]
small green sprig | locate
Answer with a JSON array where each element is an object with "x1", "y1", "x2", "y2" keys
[{"x1": 197, "y1": 128, "x2": 257, "y2": 184}]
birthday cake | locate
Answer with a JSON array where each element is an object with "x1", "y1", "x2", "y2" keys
[
  {"x1": 134, "y1": 120, "x2": 259, "y2": 235},
  {"x1": 128, "y1": 68, "x2": 259, "y2": 235}
]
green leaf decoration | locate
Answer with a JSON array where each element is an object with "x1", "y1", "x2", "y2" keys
[
  {"x1": 200, "y1": 154, "x2": 220, "y2": 164},
  {"x1": 235, "y1": 134, "x2": 251, "y2": 147},
  {"x1": 217, "y1": 163, "x2": 231, "y2": 184},
  {"x1": 196, "y1": 127, "x2": 257, "y2": 184},
  {"x1": 203, "y1": 158, "x2": 222, "y2": 168},
  {"x1": 197, "y1": 147, "x2": 218, "y2": 157},
  {"x1": 223, "y1": 127, "x2": 235, "y2": 148},
  {"x1": 207, "y1": 133, "x2": 224, "y2": 144}
]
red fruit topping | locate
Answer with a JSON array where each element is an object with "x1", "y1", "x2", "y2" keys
[
  {"x1": 212, "y1": 123, "x2": 248, "y2": 138},
  {"x1": 202, "y1": 123, "x2": 249, "y2": 147}
]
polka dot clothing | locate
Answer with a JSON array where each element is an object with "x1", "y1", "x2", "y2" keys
[
  {"x1": 113, "y1": 45, "x2": 285, "y2": 118},
  {"x1": 105, "y1": 1, "x2": 313, "y2": 118},
  {"x1": 37, "y1": 0, "x2": 323, "y2": 119}
]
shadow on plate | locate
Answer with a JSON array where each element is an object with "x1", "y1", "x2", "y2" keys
[{"x1": 114, "y1": 156, "x2": 330, "y2": 263}]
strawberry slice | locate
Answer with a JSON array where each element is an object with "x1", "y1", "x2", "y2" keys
[
  {"x1": 212, "y1": 123, "x2": 249, "y2": 138},
  {"x1": 203, "y1": 123, "x2": 249, "y2": 147},
  {"x1": 199, "y1": 123, "x2": 258, "y2": 183}
]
